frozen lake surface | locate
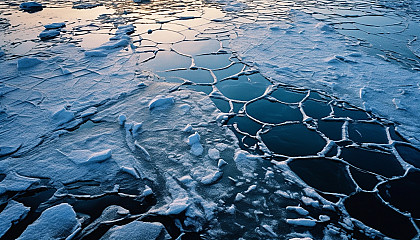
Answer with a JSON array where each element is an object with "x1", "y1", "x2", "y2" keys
[{"x1": 0, "y1": 0, "x2": 419, "y2": 239}]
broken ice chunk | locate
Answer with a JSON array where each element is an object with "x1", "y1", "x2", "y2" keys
[
  {"x1": 234, "y1": 193, "x2": 245, "y2": 202},
  {"x1": 226, "y1": 204, "x2": 235, "y2": 214},
  {"x1": 118, "y1": 115, "x2": 127, "y2": 126},
  {"x1": 17, "y1": 57, "x2": 42, "y2": 70},
  {"x1": 315, "y1": 22, "x2": 333, "y2": 32},
  {"x1": 68, "y1": 149, "x2": 112, "y2": 164},
  {"x1": 0, "y1": 201, "x2": 30, "y2": 238},
  {"x1": 166, "y1": 197, "x2": 189, "y2": 215},
  {"x1": 182, "y1": 124, "x2": 193, "y2": 133},
  {"x1": 52, "y1": 107, "x2": 75, "y2": 126},
  {"x1": 17, "y1": 203, "x2": 80, "y2": 240},
  {"x1": 190, "y1": 143, "x2": 204, "y2": 156},
  {"x1": 217, "y1": 159, "x2": 227, "y2": 168},
  {"x1": 244, "y1": 185, "x2": 257, "y2": 194},
  {"x1": 100, "y1": 221, "x2": 169, "y2": 240},
  {"x1": 301, "y1": 196, "x2": 319, "y2": 208},
  {"x1": 179, "y1": 104, "x2": 191, "y2": 114},
  {"x1": 19, "y1": 2, "x2": 43, "y2": 12},
  {"x1": 265, "y1": 170, "x2": 274, "y2": 179},
  {"x1": 115, "y1": 24, "x2": 135, "y2": 35},
  {"x1": 39, "y1": 29, "x2": 60, "y2": 40},
  {"x1": 134, "y1": 141, "x2": 151, "y2": 160},
  {"x1": 132, "y1": 122, "x2": 143, "y2": 135},
  {"x1": 0, "y1": 144, "x2": 21, "y2": 157},
  {"x1": 286, "y1": 218, "x2": 317, "y2": 227},
  {"x1": 44, "y1": 22, "x2": 65, "y2": 29},
  {"x1": 98, "y1": 38, "x2": 130, "y2": 49},
  {"x1": 120, "y1": 166, "x2": 140, "y2": 179},
  {"x1": 84, "y1": 50, "x2": 108, "y2": 57},
  {"x1": 188, "y1": 132, "x2": 200, "y2": 145},
  {"x1": 88, "y1": 149, "x2": 112, "y2": 162},
  {"x1": 234, "y1": 150, "x2": 260, "y2": 177},
  {"x1": 261, "y1": 224, "x2": 278, "y2": 238},
  {"x1": 148, "y1": 95, "x2": 175, "y2": 110},
  {"x1": 208, "y1": 148, "x2": 220, "y2": 160},
  {"x1": 80, "y1": 107, "x2": 97, "y2": 118},
  {"x1": 286, "y1": 206, "x2": 309, "y2": 216},
  {"x1": 142, "y1": 186, "x2": 153, "y2": 197},
  {"x1": 318, "y1": 215, "x2": 330, "y2": 222},
  {"x1": 0, "y1": 172, "x2": 40, "y2": 195},
  {"x1": 201, "y1": 170, "x2": 223, "y2": 185}
]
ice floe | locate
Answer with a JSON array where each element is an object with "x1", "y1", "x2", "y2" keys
[
  {"x1": 286, "y1": 218, "x2": 317, "y2": 227},
  {"x1": 19, "y1": 2, "x2": 43, "y2": 12},
  {"x1": 17, "y1": 203, "x2": 80, "y2": 240},
  {"x1": 0, "y1": 201, "x2": 30, "y2": 238},
  {"x1": 100, "y1": 221, "x2": 169, "y2": 240},
  {"x1": 17, "y1": 57, "x2": 42, "y2": 70}
]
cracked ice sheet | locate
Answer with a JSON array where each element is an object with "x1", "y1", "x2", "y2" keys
[
  {"x1": 0, "y1": 43, "x2": 141, "y2": 156},
  {"x1": 0, "y1": 79, "x2": 238, "y2": 236},
  {"x1": 231, "y1": 10, "x2": 420, "y2": 146}
]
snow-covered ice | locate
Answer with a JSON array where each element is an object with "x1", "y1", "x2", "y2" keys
[
  {"x1": 0, "y1": 201, "x2": 30, "y2": 238},
  {"x1": 17, "y1": 203, "x2": 80, "y2": 240},
  {"x1": 286, "y1": 206, "x2": 309, "y2": 216},
  {"x1": 1, "y1": 0, "x2": 419, "y2": 239},
  {"x1": 44, "y1": 22, "x2": 66, "y2": 29},
  {"x1": 17, "y1": 57, "x2": 42, "y2": 70},
  {"x1": 286, "y1": 218, "x2": 317, "y2": 227},
  {"x1": 39, "y1": 29, "x2": 60, "y2": 40},
  {"x1": 100, "y1": 221, "x2": 169, "y2": 240},
  {"x1": 19, "y1": 2, "x2": 43, "y2": 12}
]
